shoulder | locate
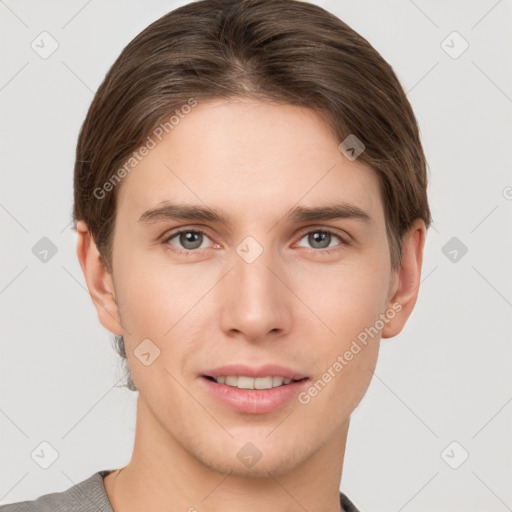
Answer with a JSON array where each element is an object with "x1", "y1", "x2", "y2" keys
[
  {"x1": 340, "y1": 491, "x2": 362, "y2": 512},
  {"x1": 0, "y1": 471, "x2": 114, "y2": 512}
]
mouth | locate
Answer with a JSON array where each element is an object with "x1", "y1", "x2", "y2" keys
[
  {"x1": 203, "y1": 375, "x2": 308, "y2": 389},
  {"x1": 200, "y1": 370, "x2": 310, "y2": 414}
]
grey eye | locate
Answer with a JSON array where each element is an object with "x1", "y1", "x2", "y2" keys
[
  {"x1": 297, "y1": 231, "x2": 342, "y2": 250},
  {"x1": 166, "y1": 230, "x2": 210, "y2": 251}
]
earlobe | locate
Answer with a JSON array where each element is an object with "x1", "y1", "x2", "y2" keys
[
  {"x1": 381, "y1": 219, "x2": 426, "y2": 339},
  {"x1": 75, "y1": 220, "x2": 124, "y2": 336}
]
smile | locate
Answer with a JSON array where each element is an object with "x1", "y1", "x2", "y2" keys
[
  {"x1": 206, "y1": 375, "x2": 304, "y2": 389},
  {"x1": 201, "y1": 375, "x2": 310, "y2": 414}
]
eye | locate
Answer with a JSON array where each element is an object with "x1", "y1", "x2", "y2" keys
[
  {"x1": 162, "y1": 227, "x2": 348, "y2": 256},
  {"x1": 295, "y1": 229, "x2": 347, "y2": 253},
  {"x1": 163, "y1": 229, "x2": 214, "y2": 253}
]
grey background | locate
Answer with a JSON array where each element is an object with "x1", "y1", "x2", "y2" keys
[{"x1": 1, "y1": 1, "x2": 511, "y2": 510}]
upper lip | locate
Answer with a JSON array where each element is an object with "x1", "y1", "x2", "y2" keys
[{"x1": 203, "y1": 364, "x2": 308, "y2": 381}]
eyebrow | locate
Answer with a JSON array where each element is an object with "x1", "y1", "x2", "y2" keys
[{"x1": 137, "y1": 202, "x2": 372, "y2": 226}]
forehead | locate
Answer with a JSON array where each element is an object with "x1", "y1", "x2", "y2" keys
[{"x1": 116, "y1": 98, "x2": 384, "y2": 227}]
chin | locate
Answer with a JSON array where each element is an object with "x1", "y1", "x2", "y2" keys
[{"x1": 196, "y1": 441, "x2": 313, "y2": 479}]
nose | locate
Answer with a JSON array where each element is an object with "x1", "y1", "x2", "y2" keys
[{"x1": 219, "y1": 242, "x2": 292, "y2": 343}]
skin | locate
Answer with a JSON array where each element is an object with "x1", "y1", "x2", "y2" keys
[{"x1": 76, "y1": 98, "x2": 426, "y2": 512}]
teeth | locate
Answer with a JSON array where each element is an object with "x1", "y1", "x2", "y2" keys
[{"x1": 213, "y1": 376, "x2": 294, "y2": 389}]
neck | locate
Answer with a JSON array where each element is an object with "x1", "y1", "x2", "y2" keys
[{"x1": 105, "y1": 396, "x2": 350, "y2": 512}]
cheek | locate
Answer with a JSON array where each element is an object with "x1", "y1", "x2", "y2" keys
[
  {"x1": 300, "y1": 269, "x2": 384, "y2": 414},
  {"x1": 115, "y1": 245, "x2": 391, "y2": 347},
  {"x1": 319, "y1": 345, "x2": 379, "y2": 421},
  {"x1": 298, "y1": 261, "x2": 387, "y2": 401},
  {"x1": 113, "y1": 247, "x2": 196, "y2": 330},
  {"x1": 112, "y1": 251, "x2": 215, "y2": 375},
  {"x1": 303, "y1": 260, "x2": 390, "y2": 340}
]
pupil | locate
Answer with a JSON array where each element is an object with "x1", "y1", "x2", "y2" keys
[
  {"x1": 181, "y1": 231, "x2": 201, "y2": 249},
  {"x1": 310, "y1": 231, "x2": 329, "y2": 249}
]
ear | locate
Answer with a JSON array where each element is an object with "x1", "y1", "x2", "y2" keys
[
  {"x1": 75, "y1": 220, "x2": 124, "y2": 335},
  {"x1": 382, "y1": 218, "x2": 427, "y2": 338}
]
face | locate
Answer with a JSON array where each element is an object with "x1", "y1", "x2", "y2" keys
[{"x1": 98, "y1": 98, "x2": 404, "y2": 477}]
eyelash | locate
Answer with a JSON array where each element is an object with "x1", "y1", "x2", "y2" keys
[{"x1": 162, "y1": 228, "x2": 349, "y2": 256}]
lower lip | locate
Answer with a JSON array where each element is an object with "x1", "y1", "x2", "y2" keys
[{"x1": 200, "y1": 376, "x2": 310, "y2": 414}]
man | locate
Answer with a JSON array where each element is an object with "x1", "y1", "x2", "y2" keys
[{"x1": 1, "y1": 0, "x2": 430, "y2": 510}]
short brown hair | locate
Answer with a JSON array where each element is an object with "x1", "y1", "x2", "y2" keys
[{"x1": 73, "y1": 0, "x2": 432, "y2": 391}]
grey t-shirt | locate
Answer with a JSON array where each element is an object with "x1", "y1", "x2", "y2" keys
[{"x1": 0, "y1": 470, "x2": 361, "y2": 511}]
